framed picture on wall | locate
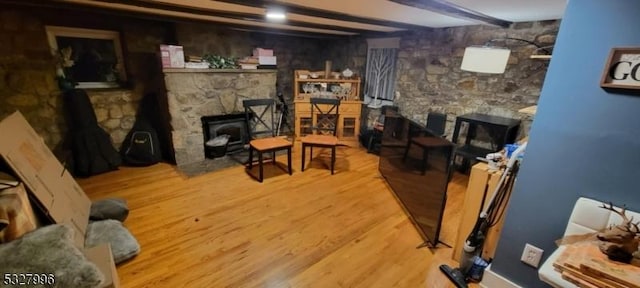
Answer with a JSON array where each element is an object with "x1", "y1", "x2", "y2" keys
[
  {"x1": 600, "y1": 47, "x2": 640, "y2": 90},
  {"x1": 45, "y1": 26, "x2": 127, "y2": 89}
]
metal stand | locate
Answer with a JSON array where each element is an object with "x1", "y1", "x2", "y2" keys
[{"x1": 276, "y1": 93, "x2": 292, "y2": 136}]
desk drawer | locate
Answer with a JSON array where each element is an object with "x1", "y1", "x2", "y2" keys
[
  {"x1": 339, "y1": 103, "x2": 361, "y2": 114},
  {"x1": 295, "y1": 103, "x2": 311, "y2": 113},
  {"x1": 295, "y1": 102, "x2": 361, "y2": 115}
]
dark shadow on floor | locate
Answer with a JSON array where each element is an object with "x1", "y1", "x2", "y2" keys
[
  {"x1": 177, "y1": 149, "x2": 289, "y2": 177},
  {"x1": 177, "y1": 150, "x2": 250, "y2": 177}
]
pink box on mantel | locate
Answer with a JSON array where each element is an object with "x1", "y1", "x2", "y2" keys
[
  {"x1": 253, "y1": 48, "x2": 274, "y2": 57},
  {"x1": 160, "y1": 45, "x2": 185, "y2": 68}
]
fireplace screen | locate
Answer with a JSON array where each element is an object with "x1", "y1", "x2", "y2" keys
[{"x1": 201, "y1": 114, "x2": 248, "y2": 158}]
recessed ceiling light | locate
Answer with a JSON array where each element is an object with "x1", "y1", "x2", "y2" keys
[{"x1": 265, "y1": 9, "x2": 286, "y2": 21}]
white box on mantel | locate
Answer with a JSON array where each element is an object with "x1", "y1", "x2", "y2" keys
[{"x1": 258, "y1": 56, "x2": 277, "y2": 65}]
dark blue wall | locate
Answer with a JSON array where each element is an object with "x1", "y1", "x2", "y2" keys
[{"x1": 491, "y1": 1, "x2": 640, "y2": 287}]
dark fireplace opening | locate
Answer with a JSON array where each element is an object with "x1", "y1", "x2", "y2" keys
[{"x1": 201, "y1": 114, "x2": 248, "y2": 158}]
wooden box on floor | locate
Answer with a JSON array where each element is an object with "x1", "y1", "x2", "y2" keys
[{"x1": 453, "y1": 162, "x2": 509, "y2": 262}]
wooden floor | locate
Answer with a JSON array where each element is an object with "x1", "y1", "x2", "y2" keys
[{"x1": 78, "y1": 143, "x2": 479, "y2": 288}]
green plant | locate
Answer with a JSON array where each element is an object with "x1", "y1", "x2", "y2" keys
[
  {"x1": 202, "y1": 54, "x2": 238, "y2": 69},
  {"x1": 54, "y1": 46, "x2": 78, "y2": 91}
]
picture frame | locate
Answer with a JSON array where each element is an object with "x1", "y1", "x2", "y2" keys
[
  {"x1": 600, "y1": 47, "x2": 640, "y2": 90},
  {"x1": 45, "y1": 26, "x2": 127, "y2": 89}
]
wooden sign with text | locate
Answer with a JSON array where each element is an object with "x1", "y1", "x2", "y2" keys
[{"x1": 601, "y1": 47, "x2": 640, "y2": 90}]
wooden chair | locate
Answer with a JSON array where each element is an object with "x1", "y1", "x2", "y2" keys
[
  {"x1": 300, "y1": 98, "x2": 341, "y2": 174},
  {"x1": 243, "y1": 99, "x2": 293, "y2": 183}
]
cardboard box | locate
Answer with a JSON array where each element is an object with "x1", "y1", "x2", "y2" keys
[
  {"x1": 0, "y1": 182, "x2": 40, "y2": 242},
  {"x1": 0, "y1": 111, "x2": 119, "y2": 287},
  {"x1": 258, "y1": 56, "x2": 277, "y2": 65},
  {"x1": 0, "y1": 112, "x2": 90, "y2": 247},
  {"x1": 253, "y1": 48, "x2": 273, "y2": 57},
  {"x1": 85, "y1": 244, "x2": 120, "y2": 288},
  {"x1": 160, "y1": 45, "x2": 185, "y2": 68}
]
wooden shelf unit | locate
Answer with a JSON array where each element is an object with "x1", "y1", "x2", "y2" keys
[{"x1": 293, "y1": 70, "x2": 362, "y2": 146}]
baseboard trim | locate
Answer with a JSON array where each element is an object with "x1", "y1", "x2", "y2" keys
[{"x1": 480, "y1": 265, "x2": 523, "y2": 288}]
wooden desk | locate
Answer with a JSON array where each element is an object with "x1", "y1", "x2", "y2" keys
[{"x1": 453, "y1": 162, "x2": 509, "y2": 262}]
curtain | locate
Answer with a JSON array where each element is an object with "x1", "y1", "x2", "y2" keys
[{"x1": 365, "y1": 47, "x2": 398, "y2": 101}]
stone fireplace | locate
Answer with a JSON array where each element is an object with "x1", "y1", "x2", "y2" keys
[{"x1": 163, "y1": 69, "x2": 277, "y2": 165}]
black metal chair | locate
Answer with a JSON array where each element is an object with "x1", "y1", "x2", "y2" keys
[
  {"x1": 402, "y1": 112, "x2": 449, "y2": 174},
  {"x1": 300, "y1": 98, "x2": 341, "y2": 174},
  {"x1": 426, "y1": 111, "x2": 447, "y2": 137},
  {"x1": 243, "y1": 99, "x2": 293, "y2": 183}
]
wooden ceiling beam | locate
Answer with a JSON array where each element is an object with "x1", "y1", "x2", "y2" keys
[
  {"x1": 1, "y1": 0, "x2": 350, "y2": 39},
  {"x1": 388, "y1": 0, "x2": 512, "y2": 28},
  {"x1": 213, "y1": 0, "x2": 428, "y2": 31},
  {"x1": 93, "y1": 0, "x2": 372, "y2": 34}
]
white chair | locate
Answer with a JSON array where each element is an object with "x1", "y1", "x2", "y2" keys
[{"x1": 538, "y1": 197, "x2": 640, "y2": 287}]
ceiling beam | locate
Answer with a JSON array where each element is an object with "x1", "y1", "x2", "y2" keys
[
  {"x1": 1, "y1": 0, "x2": 349, "y2": 39},
  {"x1": 388, "y1": 0, "x2": 512, "y2": 28},
  {"x1": 93, "y1": 0, "x2": 374, "y2": 34},
  {"x1": 213, "y1": 0, "x2": 428, "y2": 31}
]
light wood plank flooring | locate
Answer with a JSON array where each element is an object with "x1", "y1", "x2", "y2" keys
[{"x1": 78, "y1": 144, "x2": 478, "y2": 288}]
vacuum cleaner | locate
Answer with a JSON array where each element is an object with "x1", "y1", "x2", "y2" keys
[{"x1": 440, "y1": 143, "x2": 527, "y2": 288}]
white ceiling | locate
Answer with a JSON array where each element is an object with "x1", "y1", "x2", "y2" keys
[
  {"x1": 56, "y1": 0, "x2": 568, "y2": 37},
  {"x1": 447, "y1": 0, "x2": 567, "y2": 22}
]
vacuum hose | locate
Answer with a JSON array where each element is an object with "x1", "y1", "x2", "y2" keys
[{"x1": 458, "y1": 143, "x2": 527, "y2": 275}]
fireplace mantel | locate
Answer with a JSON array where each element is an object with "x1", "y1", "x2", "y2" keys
[
  {"x1": 163, "y1": 69, "x2": 277, "y2": 165},
  {"x1": 163, "y1": 68, "x2": 277, "y2": 73}
]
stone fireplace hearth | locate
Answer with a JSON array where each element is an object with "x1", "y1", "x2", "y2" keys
[{"x1": 163, "y1": 69, "x2": 277, "y2": 165}]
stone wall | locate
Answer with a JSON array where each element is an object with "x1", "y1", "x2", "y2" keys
[
  {"x1": 164, "y1": 70, "x2": 277, "y2": 165},
  {"x1": 0, "y1": 6, "x2": 345, "y2": 163},
  {"x1": 346, "y1": 21, "x2": 560, "y2": 140},
  {"x1": 0, "y1": 7, "x2": 168, "y2": 157},
  {"x1": 0, "y1": 9, "x2": 66, "y2": 149},
  {"x1": 2, "y1": 3, "x2": 559, "y2": 163},
  {"x1": 175, "y1": 23, "x2": 345, "y2": 129}
]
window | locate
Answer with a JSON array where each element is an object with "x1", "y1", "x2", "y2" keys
[
  {"x1": 364, "y1": 38, "x2": 399, "y2": 108},
  {"x1": 45, "y1": 26, "x2": 127, "y2": 89}
]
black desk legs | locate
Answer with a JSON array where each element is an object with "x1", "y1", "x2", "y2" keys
[
  {"x1": 301, "y1": 143, "x2": 306, "y2": 171},
  {"x1": 258, "y1": 151, "x2": 264, "y2": 183},
  {"x1": 421, "y1": 149, "x2": 428, "y2": 175},
  {"x1": 451, "y1": 120, "x2": 462, "y2": 144},
  {"x1": 331, "y1": 147, "x2": 336, "y2": 175},
  {"x1": 287, "y1": 147, "x2": 292, "y2": 175}
]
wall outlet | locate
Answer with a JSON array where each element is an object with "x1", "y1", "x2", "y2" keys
[{"x1": 520, "y1": 243, "x2": 544, "y2": 268}]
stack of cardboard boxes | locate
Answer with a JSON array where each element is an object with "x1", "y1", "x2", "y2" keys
[
  {"x1": 0, "y1": 111, "x2": 119, "y2": 288},
  {"x1": 238, "y1": 48, "x2": 277, "y2": 69},
  {"x1": 254, "y1": 48, "x2": 277, "y2": 69}
]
